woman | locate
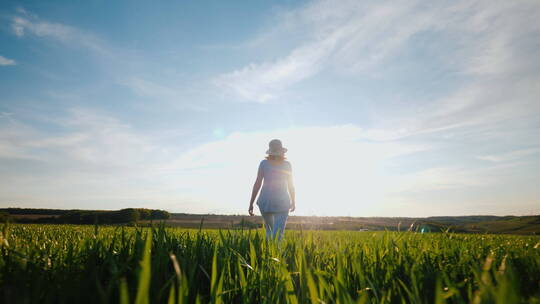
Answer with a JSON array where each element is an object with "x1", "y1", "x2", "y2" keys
[{"x1": 248, "y1": 139, "x2": 296, "y2": 240}]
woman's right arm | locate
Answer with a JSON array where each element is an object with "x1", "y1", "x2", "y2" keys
[{"x1": 248, "y1": 163, "x2": 264, "y2": 216}]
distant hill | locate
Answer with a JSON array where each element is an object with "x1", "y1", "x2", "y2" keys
[
  {"x1": 458, "y1": 216, "x2": 540, "y2": 234},
  {"x1": 1, "y1": 208, "x2": 538, "y2": 234},
  {"x1": 425, "y1": 215, "x2": 504, "y2": 225}
]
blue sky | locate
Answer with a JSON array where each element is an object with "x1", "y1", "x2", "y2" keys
[{"x1": 1, "y1": 0, "x2": 539, "y2": 216}]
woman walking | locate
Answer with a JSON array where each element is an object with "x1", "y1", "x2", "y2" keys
[{"x1": 248, "y1": 139, "x2": 296, "y2": 240}]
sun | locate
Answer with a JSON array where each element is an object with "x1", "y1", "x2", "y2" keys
[{"x1": 274, "y1": 126, "x2": 390, "y2": 216}]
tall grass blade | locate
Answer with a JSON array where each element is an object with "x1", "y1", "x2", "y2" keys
[{"x1": 135, "y1": 232, "x2": 152, "y2": 304}]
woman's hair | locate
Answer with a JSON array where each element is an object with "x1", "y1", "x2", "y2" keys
[{"x1": 265, "y1": 155, "x2": 286, "y2": 161}]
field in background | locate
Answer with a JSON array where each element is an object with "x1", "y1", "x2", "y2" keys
[
  {"x1": 163, "y1": 213, "x2": 540, "y2": 235},
  {"x1": 3, "y1": 208, "x2": 539, "y2": 234},
  {"x1": 1, "y1": 224, "x2": 539, "y2": 303}
]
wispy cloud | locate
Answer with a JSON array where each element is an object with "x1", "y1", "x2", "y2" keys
[
  {"x1": 0, "y1": 108, "x2": 182, "y2": 209},
  {"x1": 0, "y1": 108, "x2": 165, "y2": 167},
  {"x1": 477, "y1": 148, "x2": 540, "y2": 163},
  {"x1": 214, "y1": 38, "x2": 334, "y2": 102},
  {"x1": 12, "y1": 17, "x2": 107, "y2": 54},
  {"x1": 0, "y1": 55, "x2": 16, "y2": 66},
  {"x1": 385, "y1": 159, "x2": 540, "y2": 216},
  {"x1": 11, "y1": 13, "x2": 109, "y2": 54},
  {"x1": 216, "y1": 0, "x2": 540, "y2": 110},
  {"x1": 215, "y1": 0, "x2": 436, "y2": 102}
]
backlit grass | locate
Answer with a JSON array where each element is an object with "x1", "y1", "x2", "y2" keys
[{"x1": 0, "y1": 224, "x2": 539, "y2": 303}]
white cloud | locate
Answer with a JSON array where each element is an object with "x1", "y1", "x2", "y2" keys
[
  {"x1": 0, "y1": 55, "x2": 16, "y2": 66},
  {"x1": 15, "y1": 6, "x2": 35, "y2": 18},
  {"x1": 0, "y1": 108, "x2": 166, "y2": 168},
  {"x1": 215, "y1": 0, "x2": 437, "y2": 102},
  {"x1": 390, "y1": 167, "x2": 495, "y2": 194},
  {"x1": 0, "y1": 109, "x2": 183, "y2": 210},
  {"x1": 384, "y1": 160, "x2": 540, "y2": 216},
  {"x1": 215, "y1": 37, "x2": 336, "y2": 102},
  {"x1": 123, "y1": 77, "x2": 179, "y2": 98},
  {"x1": 216, "y1": 0, "x2": 540, "y2": 115},
  {"x1": 477, "y1": 148, "x2": 540, "y2": 163},
  {"x1": 11, "y1": 15, "x2": 108, "y2": 54},
  {"x1": 372, "y1": 73, "x2": 540, "y2": 141}
]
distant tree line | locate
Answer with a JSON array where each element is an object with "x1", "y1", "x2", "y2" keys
[
  {"x1": 0, "y1": 208, "x2": 170, "y2": 224},
  {"x1": 0, "y1": 208, "x2": 72, "y2": 215}
]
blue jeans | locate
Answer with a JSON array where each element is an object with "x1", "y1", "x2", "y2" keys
[{"x1": 261, "y1": 211, "x2": 289, "y2": 241}]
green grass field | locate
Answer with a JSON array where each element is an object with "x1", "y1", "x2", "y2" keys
[{"x1": 1, "y1": 224, "x2": 539, "y2": 303}]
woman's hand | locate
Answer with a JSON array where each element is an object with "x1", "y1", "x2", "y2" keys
[
  {"x1": 290, "y1": 203, "x2": 296, "y2": 212},
  {"x1": 248, "y1": 204, "x2": 254, "y2": 216}
]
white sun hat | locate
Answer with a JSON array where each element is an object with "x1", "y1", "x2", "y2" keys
[{"x1": 266, "y1": 139, "x2": 288, "y2": 156}]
